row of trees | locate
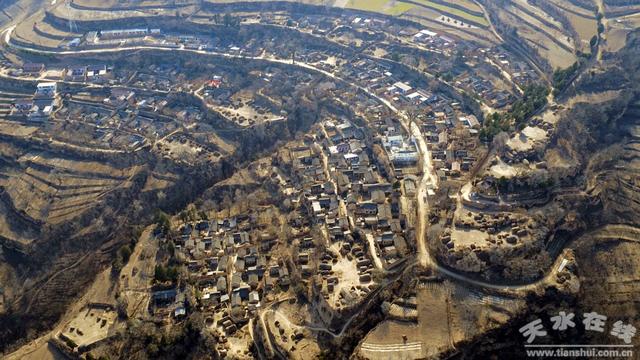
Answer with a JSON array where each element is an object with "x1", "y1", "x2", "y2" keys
[
  {"x1": 211, "y1": 13, "x2": 241, "y2": 27},
  {"x1": 495, "y1": 169, "x2": 555, "y2": 193},
  {"x1": 552, "y1": 61, "x2": 581, "y2": 96}
]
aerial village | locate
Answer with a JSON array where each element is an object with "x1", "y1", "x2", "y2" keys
[{"x1": 0, "y1": 2, "x2": 554, "y2": 358}]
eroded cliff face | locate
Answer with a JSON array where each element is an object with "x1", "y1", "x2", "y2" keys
[
  {"x1": 549, "y1": 31, "x2": 640, "y2": 227},
  {"x1": 454, "y1": 32, "x2": 640, "y2": 359}
]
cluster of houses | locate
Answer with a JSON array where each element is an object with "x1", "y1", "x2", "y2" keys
[
  {"x1": 97, "y1": 28, "x2": 161, "y2": 40},
  {"x1": 151, "y1": 287, "x2": 187, "y2": 321},
  {"x1": 80, "y1": 28, "x2": 162, "y2": 48},
  {"x1": 20, "y1": 62, "x2": 113, "y2": 83},
  {"x1": 270, "y1": 14, "x2": 532, "y2": 113},
  {"x1": 455, "y1": 211, "x2": 531, "y2": 245},
  {"x1": 341, "y1": 57, "x2": 448, "y2": 111},
  {"x1": 164, "y1": 34, "x2": 223, "y2": 52},
  {"x1": 102, "y1": 88, "x2": 168, "y2": 114},
  {"x1": 263, "y1": 12, "x2": 390, "y2": 37},
  {"x1": 383, "y1": 133, "x2": 419, "y2": 167},
  {"x1": 340, "y1": 59, "x2": 482, "y2": 184},
  {"x1": 292, "y1": 63, "x2": 481, "y2": 187},
  {"x1": 484, "y1": 48, "x2": 538, "y2": 87},
  {"x1": 124, "y1": 63, "x2": 183, "y2": 92},
  {"x1": 278, "y1": 119, "x2": 418, "y2": 326},
  {"x1": 79, "y1": 26, "x2": 260, "y2": 57},
  {"x1": 386, "y1": 81, "x2": 441, "y2": 109},
  {"x1": 419, "y1": 99, "x2": 481, "y2": 181},
  {"x1": 412, "y1": 28, "x2": 457, "y2": 54},
  {"x1": 286, "y1": 14, "x2": 339, "y2": 36},
  {"x1": 340, "y1": 57, "x2": 395, "y2": 95},
  {"x1": 10, "y1": 82, "x2": 57, "y2": 121},
  {"x1": 282, "y1": 140, "x2": 378, "y2": 324},
  {"x1": 456, "y1": 72, "x2": 513, "y2": 108},
  {"x1": 166, "y1": 216, "x2": 287, "y2": 334},
  {"x1": 65, "y1": 64, "x2": 112, "y2": 82},
  {"x1": 275, "y1": 116, "x2": 417, "y2": 322},
  {"x1": 451, "y1": 47, "x2": 537, "y2": 108}
]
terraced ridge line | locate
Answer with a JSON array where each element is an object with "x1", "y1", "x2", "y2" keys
[
  {"x1": 502, "y1": 5, "x2": 574, "y2": 53},
  {"x1": 401, "y1": 0, "x2": 489, "y2": 27}
]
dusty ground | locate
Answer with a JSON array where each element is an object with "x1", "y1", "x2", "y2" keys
[
  {"x1": 358, "y1": 283, "x2": 450, "y2": 360},
  {"x1": 0, "y1": 199, "x2": 38, "y2": 245},
  {"x1": 360, "y1": 320, "x2": 424, "y2": 359},
  {"x1": 119, "y1": 226, "x2": 158, "y2": 318},
  {"x1": 0, "y1": 0, "x2": 47, "y2": 27},
  {"x1": 489, "y1": 157, "x2": 518, "y2": 178},
  {"x1": 225, "y1": 328, "x2": 254, "y2": 359},
  {"x1": 4, "y1": 267, "x2": 117, "y2": 360},
  {"x1": 267, "y1": 302, "x2": 321, "y2": 359},
  {"x1": 451, "y1": 228, "x2": 488, "y2": 247},
  {"x1": 141, "y1": 171, "x2": 178, "y2": 192},
  {"x1": 327, "y1": 243, "x2": 372, "y2": 307},
  {"x1": 60, "y1": 307, "x2": 117, "y2": 347},
  {"x1": 506, "y1": 126, "x2": 547, "y2": 152},
  {"x1": 358, "y1": 280, "x2": 527, "y2": 359}
]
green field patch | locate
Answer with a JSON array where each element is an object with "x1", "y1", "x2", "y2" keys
[
  {"x1": 386, "y1": 2, "x2": 416, "y2": 15},
  {"x1": 346, "y1": 0, "x2": 415, "y2": 15},
  {"x1": 346, "y1": 0, "x2": 390, "y2": 12},
  {"x1": 346, "y1": 0, "x2": 483, "y2": 21}
]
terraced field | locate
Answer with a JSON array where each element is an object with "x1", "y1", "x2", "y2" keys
[
  {"x1": 0, "y1": 92, "x2": 31, "y2": 118},
  {"x1": 399, "y1": 1, "x2": 496, "y2": 44},
  {"x1": 2, "y1": 152, "x2": 139, "y2": 225},
  {"x1": 547, "y1": 0, "x2": 595, "y2": 18},
  {"x1": 345, "y1": 0, "x2": 488, "y2": 26},
  {"x1": 72, "y1": 0, "x2": 198, "y2": 8},
  {"x1": 0, "y1": 0, "x2": 47, "y2": 27},
  {"x1": 575, "y1": 225, "x2": 640, "y2": 323},
  {"x1": 603, "y1": 2, "x2": 640, "y2": 52},
  {"x1": 605, "y1": 1, "x2": 640, "y2": 17},
  {"x1": 549, "y1": 0, "x2": 598, "y2": 53},
  {"x1": 485, "y1": 0, "x2": 584, "y2": 69},
  {"x1": 410, "y1": 0, "x2": 488, "y2": 26},
  {"x1": 12, "y1": 12, "x2": 68, "y2": 50}
]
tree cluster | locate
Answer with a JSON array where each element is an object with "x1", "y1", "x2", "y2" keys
[
  {"x1": 552, "y1": 61, "x2": 580, "y2": 96},
  {"x1": 480, "y1": 84, "x2": 549, "y2": 141},
  {"x1": 154, "y1": 264, "x2": 179, "y2": 283}
]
